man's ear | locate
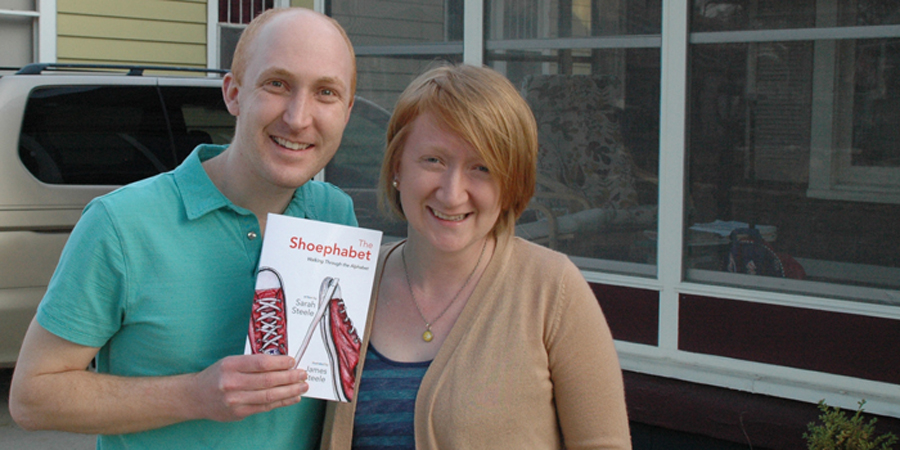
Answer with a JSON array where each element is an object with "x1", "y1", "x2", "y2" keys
[
  {"x1": 222, "y1": 73, "x2": 240, "y2": 117},
  {"x1": 344, "y1": 98, "x2": 354, "y2": 125}
]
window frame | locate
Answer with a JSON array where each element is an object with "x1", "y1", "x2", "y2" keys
[
  {"x1": 0, "y1": 0, "x2": 55, "y2": 65},
  {"x1": 807, "y1": 25, "x2": 900, "y2": 204}
]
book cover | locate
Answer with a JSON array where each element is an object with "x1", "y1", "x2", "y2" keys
[{"x1": 245, "y1": 213, "x2": 383, "y2": 402}]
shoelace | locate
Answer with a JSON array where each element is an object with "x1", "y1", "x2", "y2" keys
[{"x1": 254, "y1": 296, "x2": 285, "y2": 351}]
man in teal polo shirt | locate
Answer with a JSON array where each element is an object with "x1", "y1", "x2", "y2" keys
[{"x1": 10, "y1": 8, "x2": 357, "y2": 449}]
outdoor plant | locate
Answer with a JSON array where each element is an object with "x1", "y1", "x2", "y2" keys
[{"x1": 804, "y1": 399, "x2": 898, "y2": 450}]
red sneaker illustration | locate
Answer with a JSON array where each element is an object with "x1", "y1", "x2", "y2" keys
[
  {"x1": 319, "y1": 277, "x2": 361, "y2": 402},
  {"x1": 248, "y1": 267, "x2": 287, "y2": 355}
]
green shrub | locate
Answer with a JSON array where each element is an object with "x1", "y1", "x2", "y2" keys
[{"x1": 804, "y1": 400, "x2": 898, "y2": 450}]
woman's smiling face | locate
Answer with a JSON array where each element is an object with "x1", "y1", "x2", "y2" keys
[{"x1": 394, "y1": 111, "x2": 502, "y2": 255}]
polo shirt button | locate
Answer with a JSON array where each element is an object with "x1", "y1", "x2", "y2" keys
[{"x1": 247, "y1": 231, "x2": 258, "y2": 240}]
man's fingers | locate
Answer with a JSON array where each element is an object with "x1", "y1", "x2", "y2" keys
[
  {"x1": 193, "y1": 355, "x2": 311, "y2": 422},
  {"x1": 223, "y1": 354, "x2": 296, "y2": 373},
  {"x1": 222, "y1": 367, "x2": 307, "y2": 394},
  {"x1": 225, "y1": 381, "x2": 308, "y2": 407},
  {"x1": 217, "y1": 380, "x2": 308, "y2": 421}
]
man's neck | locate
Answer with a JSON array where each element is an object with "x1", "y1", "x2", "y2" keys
[{"x1": 201, "y1": 148, "x2": 296, "y2": 232}]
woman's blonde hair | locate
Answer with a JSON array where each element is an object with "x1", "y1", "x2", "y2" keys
[{"x1": 379, "y1": 64, "x2": 538, "y2": 237}]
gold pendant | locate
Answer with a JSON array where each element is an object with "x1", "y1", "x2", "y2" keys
[{"x1": 422, "y1": 329, "x2": 434, "y2": 342}]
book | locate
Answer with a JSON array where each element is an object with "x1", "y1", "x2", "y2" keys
[{"x1": 245, "y1": 213, "x2": 383, "y2": 402}]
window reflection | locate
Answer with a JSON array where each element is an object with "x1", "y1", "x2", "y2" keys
[
  {"x1": 852, "y1": 39, "x2": 900, "y2": 168},
  {"x1": 485, "y1": 0, "x2": 661, "y2": 267},
  {"x1": 510, "y1": 67, "x2": 659, "y2": 264},
  {"x1": 691, "y1": 0, "x2": 900, "y2": 32},
  {"x1": 488, "y1": 0, "x2": 661, "y2": 38},
  {"x1": 688, "y1": 1, "x2": 900, "y2": 296}
]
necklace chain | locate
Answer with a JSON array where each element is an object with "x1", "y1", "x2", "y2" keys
[{"x1": 401, "y1": 240, "x2": 487, "y2": 342}]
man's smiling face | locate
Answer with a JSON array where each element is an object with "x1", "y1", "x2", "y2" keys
[{"x1": 223, "y1": 10, "x2": 355, "y2": 191}]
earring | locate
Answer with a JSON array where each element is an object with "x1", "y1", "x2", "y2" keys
[{"x1": 392, "y1": 179, "x2": 399, "y2": 189}]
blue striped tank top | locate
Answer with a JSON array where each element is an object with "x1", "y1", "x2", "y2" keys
[{"x1": 350, "y1": 345, "x2": 430, "y2": 450}]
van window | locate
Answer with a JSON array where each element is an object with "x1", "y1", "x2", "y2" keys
[
  {"x1": 18, "y1": 86, "x2": 173, "y2": 185},
  {"x1": 159, "y1": 86, "x2": 235, "y2": 163},
  {"x1": 18, "y1": 85, "x2": 234, "y2": 186}
]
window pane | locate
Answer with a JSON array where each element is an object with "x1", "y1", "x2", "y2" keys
[
  {"x1": 483, "y1": 0, "x2": 661, "y2": 270},
  {"x1": 330, "y1": 0, "x2": 463, "y2": 46},
  {"x1": 687, "y1": 4, "x2": 900, "y2": 299},
  {"x1": 485, "y1": 47, "x2": 660, "y2": 266},
  {"x1": 326, "y1": 92, "x2": 407, "y2": 238},
  {"x1": 353, "y1": 55, "x2": 463, "y2": 111},
  {"x1": 19, "y1": 86, "x2": 171, "y2": 185},
  {"x1": 691, "y1": 0, "x2": 900, "y2": 32},
  {"x1": 218, "y1": 0, "x2": 272, "y2": 24},
  {"x1": 160, "y1": 86, "x2": 235, "y2": 163},
  {"x1": 486, "y1": 0, "x2": 661, "y2": 38},
  {"x1": 851, "y1": 39, "x2": 900, "y2": 169}
]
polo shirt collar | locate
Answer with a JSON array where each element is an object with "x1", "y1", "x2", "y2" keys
[{"x1": 175, "y1": 144, "x2": 250, "y2": 220}]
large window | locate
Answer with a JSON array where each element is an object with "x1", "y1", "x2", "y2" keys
[
  {"x1": 326, "y1": 0, "x2": 661, "y2": 268},
  {"x1": 323, "y1": 0, "x2": 900, "y2": 423},
  {"x1": 330, "y1": 0, "x2": 662, "y2": 267},
  {"x1": 326, "y1": 0, "x2": 900, "y2": 303},
  {"x1": 687, "y1": 0, "x2": 900, "y2": 299},
  {"x1": 485, "y1": 0, "x2": 661, "y2": 272}
]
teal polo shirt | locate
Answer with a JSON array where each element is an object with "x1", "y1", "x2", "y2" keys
[{"x1": 37, "y1": 144, "x2": 357, "y2": 449}]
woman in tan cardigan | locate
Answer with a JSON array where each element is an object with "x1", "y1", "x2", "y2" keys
[{"x1": 322, "y1": 64, "x2": 631, "y2": 449}]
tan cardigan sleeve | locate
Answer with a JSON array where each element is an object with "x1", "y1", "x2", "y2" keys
[{"x1": 547, "y1": 260, "x2": 632, "y2": 449}]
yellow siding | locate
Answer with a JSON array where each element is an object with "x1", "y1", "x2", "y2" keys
[
  {"x1": 59, "y1": 37, "x2": 206, "y2": 66},
  {"x1": 291, "y1": 0, "x2": 315, "y2": 8},
  {"x1": 58, "y1": 16, "x2": 206, "y2": 44},
  {"x1": 57, "y1": 0, "x2": 206, "y2": 23},
  {"x1": 57, "y1": 0, "x2": 208, "y2": 67}
]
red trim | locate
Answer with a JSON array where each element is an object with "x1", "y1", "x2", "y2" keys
[
  {"x1": 218, "y1": 0, "x2": 228, "y2": 23},
  {"x1": 679, "y1": 294, "x2": 900, "y2": 384},
  {"x1": 241, "y1": 0, "x2": 251, "y2": 24},
  {"x1": 591, "y1": 283, "x2": 659, "y2": 345}
]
